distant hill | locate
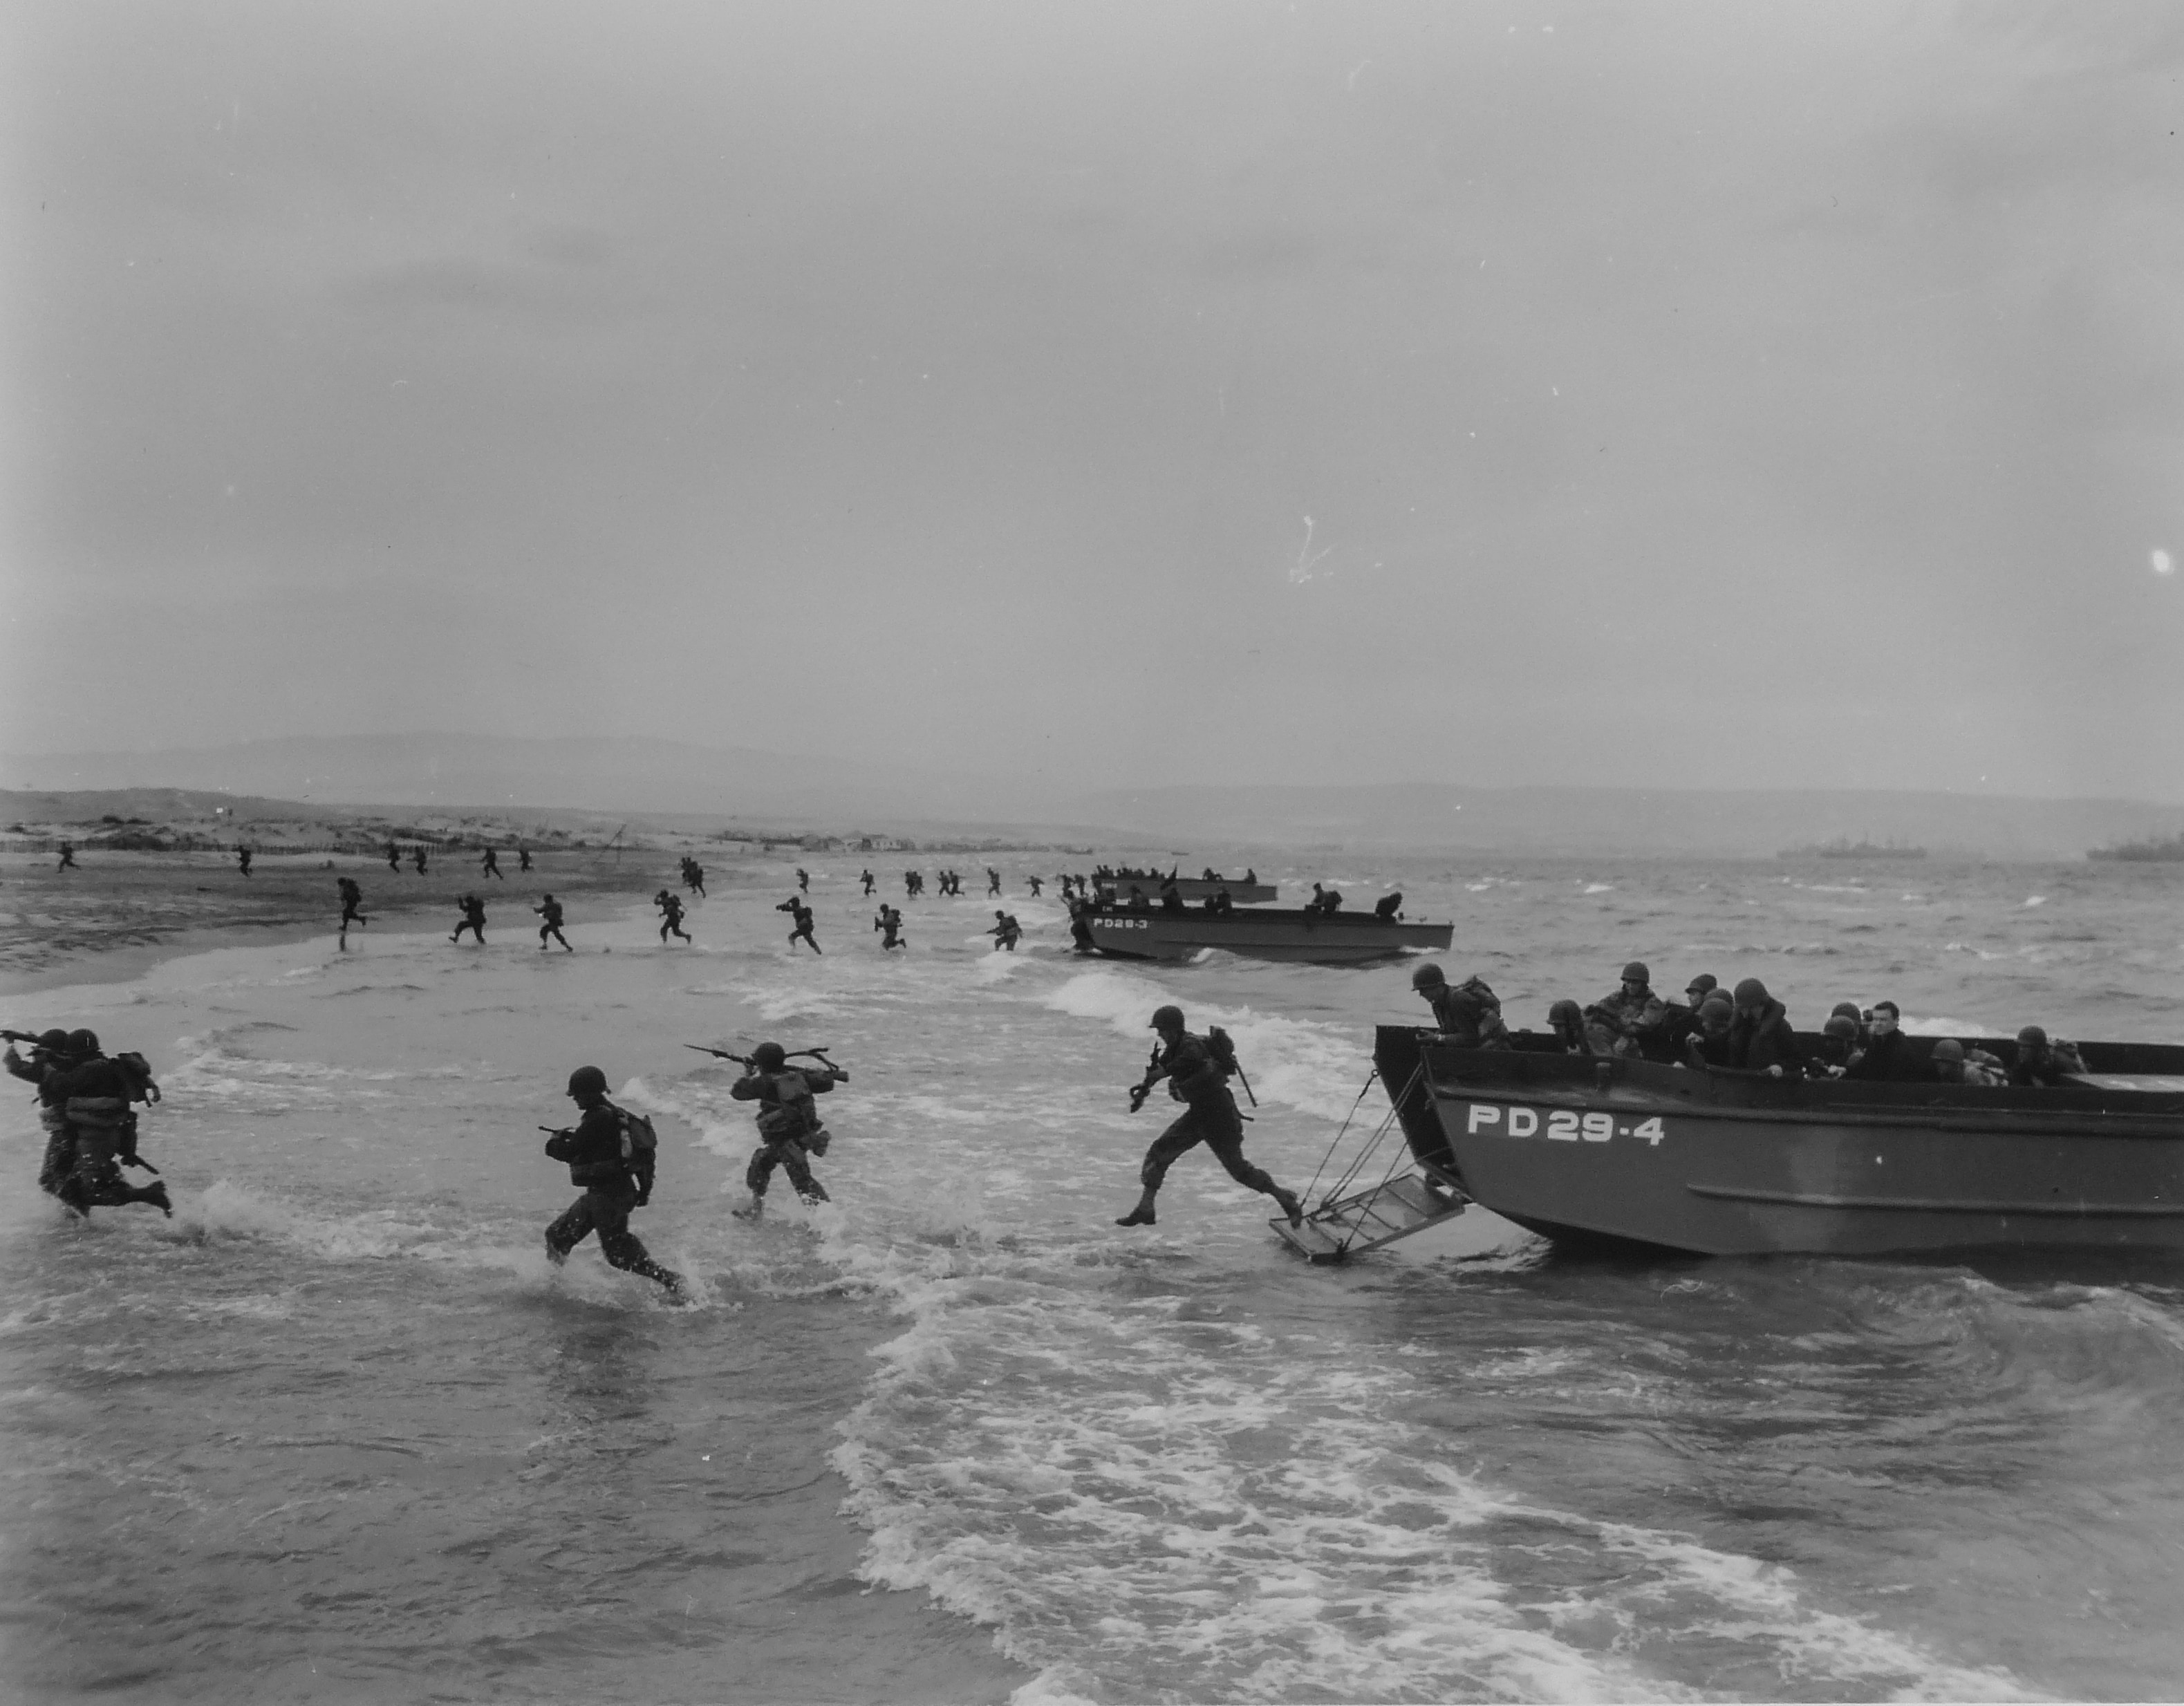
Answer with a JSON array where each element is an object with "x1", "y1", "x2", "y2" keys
[
  {"x1": 1068, "y1": 782, "x2": 2184, "y2": 861},
  {"x1": 6, "y1": 737, "x2": 2180, "y2": 859},
  {"x1": 0, "y1": 733, "x2": 1049, "y2": 822}
]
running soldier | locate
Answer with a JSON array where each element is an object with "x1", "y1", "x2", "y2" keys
[
  {"x1": 6, "y1": 1028, "x2": 82, "y2": 1201},
  {"x1": 38, "y1": 1031, "x2": 171, "y2": 1217},
  {"x1": 55, "y1": 841, "x2": 77, "y2": 872},
  {"x1": 337, "y1": 877, "x2": 368, "y2": 944},
  {"x1": 534, "y1": 893, "x2": 572, "y2": 951},
  {"x1": 860, "y1": 869, "x2": 876, "y2": 897},
  {"x1": 237, "y1": 845, "x2": 254, "y2": 877},
  {"x1": 730, "y1": 1042, "x2": 846, "y2": 1216},
  {"x1": 480, "y1": 847, "x2": 504, "y2": 880},
  {"x1": 989, "y1": 911, "x2": 1021, "y2": 951},
  {"x1": 413, "y1": 845, "x2": 429, "y2": 876},
  {"x1": 796, "y1": 866, "x2": 810, "y2": 893},
  {"x1": 386, "y1": 841, "x2": 402, "y2": 872},
  {"x1": 778, "y1": 895, "x2": 821, "y2": 954},
  {"x1": 875, "y1": 904, "x2": 906, "y2": 950},
  {"x1": 655, "y1": 890, "x2": 691, "y2": 943},
  {"x1": 1115, "y1": 1006, "x2": 1300, "y2": 1228},
  {"x1": 541, "y1": 1066, "x2": 680, "y2": 1291},
  {"x1": 517, "y1": 846, "x2": 533, "y2": 872},
  {"x1": 987, "y1": 868, "x2": 1002, "y2": 897},
  {"x1": 451, "y1": 893, "x2": 487, "y2": 944}
]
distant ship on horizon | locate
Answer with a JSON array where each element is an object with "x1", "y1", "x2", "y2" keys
[
  {"x1": 2087, "y1": 832, "x2": 2184, "y2": 863},
  {"x1": 1777, "y1": 835, "x2": 1928, "y2": 861}
]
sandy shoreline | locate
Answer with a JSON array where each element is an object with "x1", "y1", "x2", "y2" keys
[{"x1": 0, "y1": 847, "x2": 752, "y2": 999}]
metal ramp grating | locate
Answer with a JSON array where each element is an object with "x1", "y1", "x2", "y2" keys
[{"x1": 1272, "y1": 1165, "x2": 1471, "y2": 1263}]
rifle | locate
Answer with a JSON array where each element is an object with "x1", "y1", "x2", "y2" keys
[
  {"x1": 1, "y1": 1029, "x2": 42, "y2": 1045},
  {"x1": 1128, "y1": 1042, "x2": 1163, "y2": 1112},
  {"x1": 684, "y1": 1043, "x2": 848, "y2": 1080}
]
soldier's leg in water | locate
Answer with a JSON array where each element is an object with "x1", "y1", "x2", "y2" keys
[
  {"x1": 745, "y1": 1143, "x2": 782, "y2": 1207},
  {"x1": 1118, "y1": 1114, "x2": 1205, "y2": 1226},
  {"x1": 68, "y1": 1129, "x2": 161, "y2": 1211},
  {"x1": 1204, "y1": 1123, "x2": 1303, "y2": 1224},
  {"x1": 777, "y1": 1145, "x2": 829, "y2": 1204},
  {"x1": 590, "y1": 1194, "x2": 681, "y2": 1289},
  {"x1": 545, "y1": 1194, "x2": 599, "y2": 1264}
]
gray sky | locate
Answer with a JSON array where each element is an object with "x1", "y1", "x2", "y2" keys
[{"x1": 6, "y1": 1, "x2": 2182, "y2": 797}]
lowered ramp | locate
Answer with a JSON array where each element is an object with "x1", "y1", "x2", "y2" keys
[{"x1": 1272, "y1": 1163, "x2": 1471, "y2": 1264}]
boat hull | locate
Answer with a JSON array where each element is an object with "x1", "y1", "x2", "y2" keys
[
  {"x1": 1084, "y1": 910, "x2": 1450, "y2": 965},
  {"x1": 1373, "y1": 1027, "x2": 2184, "y2": 1257}
]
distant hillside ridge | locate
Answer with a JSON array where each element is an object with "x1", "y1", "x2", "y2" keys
[
  {"x1": 1067, "y1": 782, "x2": 2184, "y2": 861},
  {"x1": 8, "y1": 738, "x2": 2184, "y2": 858},
  {"x1": 0, "y1": 732, "x2": 1053, "y2": 821}
]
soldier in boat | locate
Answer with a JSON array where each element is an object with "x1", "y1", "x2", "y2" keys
[
  {"x1": 1584, "y1": 962, "x2": 1668, "y2": 1058},
  {"x1": 1410, "y1": 963, "x2": 1509, "y2": 1049},
  {"x1": 1842, "y1": 1000, "x2": 1925, "y2": 1081}
]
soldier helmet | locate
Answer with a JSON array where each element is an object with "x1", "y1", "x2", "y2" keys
[
  {"x1": 752, "y1": 1042, "x2": 787, "y2": 1071},
  {"x1": 1733, "y1": 977, "x2": 1769, "y2": 1010},
  {"x1": 1621, "y1": 962, "x2": 1650, "y2": 985},
  {"x1": 2017, "y1": 1024, "x2": 2048, "y2": 1048},
  {"x1": 1410, "y1": 962, "x2": 1448, "y2": 991},
  {"x1": 1148, "y1": 1004, "x2": 1185, "y2": 1032},
  {"x1": 566, "y1": 1065, "x2": 608, "y2": 1096},
  {"x1": 1699, "y1": 995, "x2": 1735, "y2": 1022},
  {"x1": 1931, "y1": 1038, "x2": 1966, "y2": 1062},
  {"x1": 1831, "y1": 1002, "x2": 1863, "y2": 1022},
  {"x1": 67, "y1": 1028, "x2": 100, "y2": 1056},
  {"x1": 1547, "y1": 998, "x2": 1585, "y2": 1026},
  {"x1": 1822, "y1": 1014, "x2": 1859, "y2": 1040},
  {"x1": 36, "y1": 1028, "x2": 70, "y2": 1051},
  {"x1": 1685, "y1": 974, "x2": 1717, "y2": 997}
]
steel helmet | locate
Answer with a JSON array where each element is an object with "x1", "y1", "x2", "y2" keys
[
  {"x1": 1685, "y1": 974, "x2": 1717, "y2": 997},
  {"x1": 1621, "y1": 962, "x2": 1650, "y2": 985},
  {"x1": 1410, "y1": 963, "x2": 1448, "y2": 991},
  {"x1": 1931, "y1": 1038, "x2": 1966, "y2": 1062},
  {"x1": 2017, "y1": 1024, "x2": 2048, "y2": 1048},
  {"x1": 566, "y1": 1065, "x2": 608, "y2": 1096},
  {"x1": 1148, "y1": 1004, "x2": 1185, "y2": 1032},
  {"x1": 1822, "y1": 1014, "x2": 1858, "y2": 1040},
  {"x1": 752, "y1": 1042, "x2": 787, "y2": 1071},
  {"x1": 1733, "y1": 978, "x2": 1770, "y2": 1010},
  {"x1": 36, "y1": 1028, "x2": 70, "y2": 1051},
  {"x1": 67, "y1": 1029, "x2": 100, "y2": 1056}
]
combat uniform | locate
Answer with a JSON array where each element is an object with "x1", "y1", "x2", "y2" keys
[
  {"x1": 731, "y1": 1066, "x2": 840, "y2": 1205},
  {"x1": 543, "y1": 1103, "x2": 678, "y2": 1286},
  {"x1": 1135, "y1": 1033, "x2": 1282, "y2": 1203}
]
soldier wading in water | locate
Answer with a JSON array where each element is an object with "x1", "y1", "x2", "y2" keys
[
  {"x1": 1116, "y1": 1005, "x2": 1301, "y2": 1229},
  {"x1": 731, "y1": 1042, "x2": 846, "y2": 1217},
  {"x1": 541, "y1": 1066, "x2": 680, "y2": 1292}
]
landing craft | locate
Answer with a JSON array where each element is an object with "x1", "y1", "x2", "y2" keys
[
  {"x1": 1081, "y1": 907, "x2": 1452, "y2": 966},
  {"x1": 1278, "y1": 1026, "x2": 2184, "y2": 1259}
]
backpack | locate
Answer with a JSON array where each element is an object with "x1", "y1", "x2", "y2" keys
[
  {"x1": 754, "y1": 1070, "x2": 833, "y2": 1156},
  {"x1": 1204, "y1": 1026, "x2": 1240, "y2": 1080},
  {"x1": 608, "y1": 1101, "x2": 658, "y2": 1194}
]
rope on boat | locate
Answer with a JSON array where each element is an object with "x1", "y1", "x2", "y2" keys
[{"x1": 1305, "y1": 1062, "x2": 1426, "y2": 1214}]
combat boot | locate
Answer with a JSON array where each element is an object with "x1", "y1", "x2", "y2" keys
[{"x1": 135, "y1": 1180, "x2": 173, "y2": 1217}]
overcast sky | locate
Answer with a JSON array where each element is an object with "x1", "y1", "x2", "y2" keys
[{"x1": 5, "y1": 1, "x2": 2181, "y2": 797}]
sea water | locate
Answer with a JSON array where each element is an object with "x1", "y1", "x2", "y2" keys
[{"x1": 4, "y1": 856, "x2": 2183, "y2": 1703}]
